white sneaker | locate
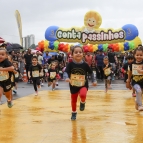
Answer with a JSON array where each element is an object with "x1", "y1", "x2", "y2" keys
[
  {"x1": 35, "y1": 91, "x2": 38, "y2": 96},
  {"x1": 138, "y1": 106, "x2": 143, "y2": 111},
  {"x1": 52, "y1": 88, "x2": 55, "y2": 91},
  {"x1": 41, "y1": 83, "x2": 44, "y2": 86}
]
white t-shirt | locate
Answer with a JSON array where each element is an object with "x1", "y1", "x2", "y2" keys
[{"x1": 38, "y1": 55, "x2": 43, "y2": 65}]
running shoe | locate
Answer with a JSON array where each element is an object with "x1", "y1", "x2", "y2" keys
[
  {"x1": 41, "y1": 83, "x2": 44, "y2": 86},
  {"x1": 56, "y1": 82, "x2": 58, "y2": 86},
  {"x1": 71, "y1": 112, "x2": 77, "y2": 120},
  {"x1": 7, "y1": 100, "x2": 13, "y2": 108},
  {"x1": 52, "y1": 88, "x2": 55, "y2": 91},
  {"x1": 80, "y1": 102, "x2": 85, "y2": 111},
  {"x1": 132, "y1": 93, "x2": 136, "y2": 97},
  {"x1": 35, "y1": 91, "x2": 38, "y2": 96}
]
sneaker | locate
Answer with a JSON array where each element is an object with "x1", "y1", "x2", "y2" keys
[
  {"x1": 7, "y1": 100, "x2": 13, "y2": 108},
  {"x1": 138, "y1": 106, "x2": 143, "y2": 111},
  {"x1": 13, "y1": 90, "x2": 17, "y2": 94},
  {"x1": 52, "y1": 88, "x2": 55, "y2": 91},
  {"x1": 132, "y1": 93, "x2": 136, "y2": 97},
  {"x1": 56, "y1": 82, "x2": 58, "y2": 86},
  {"x1": 71, "y1": 112, "x2": 77, "y2": 120},
  {"x1": 80, "y1": 102, "x2": 85, "y2": 111},
  {"x1": 41, "y1": 83, "x2": 44, "y2": 86},
  {"x1": 35, "y1": 91, "x2": 38, "y2": 96}
]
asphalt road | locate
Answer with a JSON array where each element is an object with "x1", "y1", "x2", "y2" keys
[{"x1": 0, "y1": 79, "x2": 128, "y2": 104}]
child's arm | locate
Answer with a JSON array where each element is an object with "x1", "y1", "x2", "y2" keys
[
  {"x1": 0, "y1": 66, "x2": 14, "y2": 71},
  {"x1": 28, "y1": 71, "x2": 31, "y2": 79}
]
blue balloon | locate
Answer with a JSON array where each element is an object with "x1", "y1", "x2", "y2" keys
[
  {"x1": 49, "y1": 41, "x2": 54, "y2": 50},
  {"x1": 98, "y1": 44, "x2": 103, "y2": 51},
  {"x1": 122, "y1": 24, "x2": 138, "y2": 40},
  {"x1": 124, "y1": 42, "x2": 129, "y2": 51},
  {"x1": 45, "y1": 26, "x2": 59, "y2": 41}
]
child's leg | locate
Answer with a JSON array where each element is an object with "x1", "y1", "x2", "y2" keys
[
  {"x1": 71, "y1": 92, "x2": 79, "y2": 112},
  {"x1": 15, "y1": 82, "x2": 18, "y2": 90},
  {"x1": 5, "y1": 90, "x2": 13, "y2": 108},
  {"x1": 56, "y1": 79, "x2": 58, "y2": 86},
  {"x1": 32, "y1": 79, "x2": 37, "y2": 92},
  {"x1": 52, "y1": 80, "x2": 56, "y2": 90},
  {"x1": 133, "y1": 84, "x2": 143, "y2": 111},
  {"x1": 79, "y1": 87, "x2": 87, "y2": 103},
  {"x1": 79, "y1": 87, "x2": 87, "y2": 111},
  {"x1": 105, "y1": 79, "x2": 108, "y2": 92},
  {"x1": 36, "y1": 78, "x2": 41, "y2": 89},
  {"x1": 0, "y1": 87, "x2": 3, "y2": 104}
]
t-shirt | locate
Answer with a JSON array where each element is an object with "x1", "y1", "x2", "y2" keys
[
  {"x1": 43, "y1": 55, "x2": 51, "y2": 64},
  {"x1": 129, "y1": 61, "x2": 143, "y2": 87},
  {"x1": 65, "y1": 61, "x2": 92, "y2": 94},
  {"x1": 29, "y1": 64, "x2": 42, "y2": 78},
  {"x1": 24, "y1": 54, "x2": 33, "y2": 66},
  {"x1": 108, "y1": 52, "x2": 115, "y2": 63},
  {"x1": 38, "y1": 55, "x2": 43, "y2": 65},
  {"x1": 95, "y1": 54, "x2": 104, "y2": 67},
  {"x1": 103, "y1": 63, "x2": 112, "y2": 79},
  {"x1": 48, "y1": 68, "x2": 58, "y2": 80},
  {"x1": 0, "y1": 59, "x2": 12, "y2": 81}
]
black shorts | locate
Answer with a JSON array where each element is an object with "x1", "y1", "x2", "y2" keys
[
  {"x1": 15, "y1": 78, "x2": 19, "y2": 83},
  {"x1": 0, "y1": 78, "x2": 12, "y2": 92},
  {"x1": 48, "y1": 78, "x2": 56, "y2": 82}
]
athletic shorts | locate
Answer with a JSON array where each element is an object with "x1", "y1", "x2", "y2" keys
[
  {"x1": 0, "y1": 78, "x2": 12, "y2": 92},
  {"x1": 48, "y1": 78, "x2": 56, "y2": 82}
]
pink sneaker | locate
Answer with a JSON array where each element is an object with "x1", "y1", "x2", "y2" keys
[{"x1": 132, "y1": 93, "x2": 136, "y2": 97}]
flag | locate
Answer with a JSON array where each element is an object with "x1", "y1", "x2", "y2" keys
[{"x1": 15, "y1": 10, "x2": 22, "y2": 46}]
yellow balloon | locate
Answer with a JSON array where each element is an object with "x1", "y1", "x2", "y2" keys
[{"x1": 93, "y1": 44, "x2": 98, "y2": 51}]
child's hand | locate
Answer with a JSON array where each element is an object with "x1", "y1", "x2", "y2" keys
[
  {"x1": 65, "y1": 78, "x2": 71, "y2": 83},
  {"x1": 126, "y1": 80, "x2": 132, "y2": 90},
  {"x1": 92, "y1": 82, "x2": 97, "y2": 86}
]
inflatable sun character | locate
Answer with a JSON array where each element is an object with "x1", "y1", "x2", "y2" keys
[{"x1": 83, "y1": 11, "x2": 102, "y2": 33}]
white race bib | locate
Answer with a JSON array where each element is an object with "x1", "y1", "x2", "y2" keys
[
  {"x1": 50, "y1": 72, "x2": 56, "y2": 79},
  {"x1": 15, "y1": 72, "x2": 19, "y2": 78},
  {"x1": 104, "y1": 68, "x2": 111, "y2": 76},
  {"x1": 70, "y1": 74, "x2": 85, "y2": 87},
  {"x1": 32, "y1": 71, "x2": 39, "y2": 77},
  {"x1": 0, "y1": 71, "x2": 9, "y2": 81}
]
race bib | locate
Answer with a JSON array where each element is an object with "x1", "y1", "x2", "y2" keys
[
  {"x1": 0, "y1": 71, "x2": 9, "y2": 81},
  {"x1": 32, "y1": 71, "x2": 39, "y2": 77},
  {"x1": 59, "y1": 71, "x2": 63, "y2": 74},
  {"x1": 50, "y1": 72, "x2": 56, "y2": 79},
  {"x1": 104, "y1": 68, "x2": 111, "y2": 76},
  {"x1": 70, "y1": 74, "x2": 85, "y2": 87},
  {"x1": 15, "y1": 72, "x2": 19, "y2": 78},
  {"x1": 132, "y1": 64, "x2": 143, "y2": 75}
]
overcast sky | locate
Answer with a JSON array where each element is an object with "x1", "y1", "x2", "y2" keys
[{"x1": 1, "y1": 0, "x2": 143, "y2": 45}]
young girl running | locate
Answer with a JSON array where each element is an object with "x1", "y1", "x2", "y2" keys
[
  {"x1": 48, "y1": 62, "x2": 60, "y2": 91},
  {"x1": 103, "y1": 56, "x2": 112, "y2": 93},
  {"x1": 0, "y1": 48, "x2": 14, "y2": 108},
  {"x1": 64, "y1": 45, "x2": 96, "y2": 120},
  {"x1": 13, "y1": 61, "x2": 22, "y2": 94},
  {"x1": 28, "y1": 56, "x2": 42, "y2": 96},
  {"x1": 126, "y1": 47, "x2": 143, "y2": 111}
]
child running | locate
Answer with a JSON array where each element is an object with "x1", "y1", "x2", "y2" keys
[
  {"x1": 48, "y1": 62, "x2": 60, "y2": 91},
  {"x1": 103, "y1": 56, "x2": 112, "y2": 93},
  {"x1": 122, "y1": 55, "x2": 135, "y2": 97},
  {"x1": 13, "y1": 61, "x2": 22, "y2": 94},
  {"x1": 64, "y1": 45, "x2": 96, "y2": 120},
  {"x1": 126, "y1": 47, "x2": 143, "y2": 111},
  {"x1": 28, "y1": 56, "x2": 42, "y2": 96},
  {"x1": 0, "y1": 48, "x2": 14, "y2": 108}
]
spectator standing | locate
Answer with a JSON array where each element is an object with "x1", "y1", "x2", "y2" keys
[
  {"x1": 95, "y1": 50, "x2": 104, "y2": 80},
  {"x1": 24, "y1": 48, "x2": 33, "y2": 83}
]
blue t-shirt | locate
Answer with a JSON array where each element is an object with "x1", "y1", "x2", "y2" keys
[{"x1": 96, "y1": 54, "x2": 104, "y2": 67}]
